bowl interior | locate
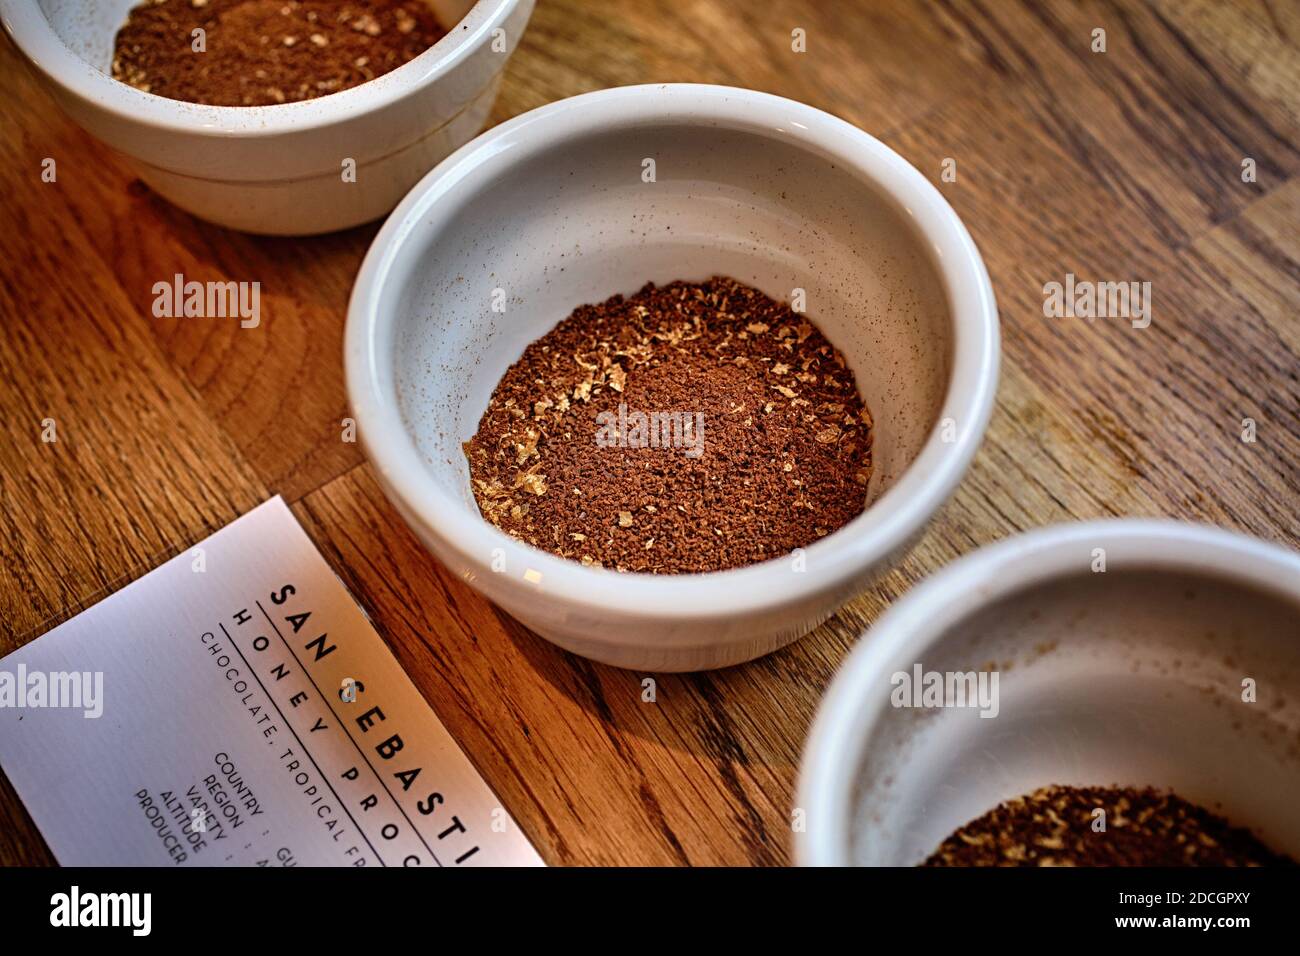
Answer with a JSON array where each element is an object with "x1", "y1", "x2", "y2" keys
[
  {"x1": 849, "y1": 566, "x2": 1300, "y2": 865},
  {"x1": 387, "y1": 120, "x2": 952, "y2": 528},
  {"x1": 37, "y1": 0, "x2": 471, "y2": 72},
  {"x1": 34, "y1": 0, "x2": 134, "y2": 69}
]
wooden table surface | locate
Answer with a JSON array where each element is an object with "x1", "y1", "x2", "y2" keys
[{"x1": 1, "y1": 0, "x2": 1297, "y2": 866}]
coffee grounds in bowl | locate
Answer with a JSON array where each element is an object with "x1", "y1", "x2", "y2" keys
[
  {"x1": 463, "y1": 277, "x2": 874, "y2": 574},
  {"x1": 112, "y1": 0, "x2": 444, "y2": 106},
  {"x1": 923, "y1": 784, "x2": 1295, "y2": 866}
]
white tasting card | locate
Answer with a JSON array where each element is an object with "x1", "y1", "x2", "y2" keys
[{"x1": 0, "y1": 497, "x2": 543, "y2": 867}]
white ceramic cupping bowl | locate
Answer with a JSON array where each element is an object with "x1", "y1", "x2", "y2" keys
[
  {"x1": 0, "y1": 0, "x2": 534, "y2": 235},
  {"x1": 795, "y1": 521, "x2": 1300, "y2": 866},
  {"x1": 347, "y1": 84, "x2": 1000, "y2": 672}
]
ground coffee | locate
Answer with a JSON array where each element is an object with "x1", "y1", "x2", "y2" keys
[
  {"x1": 464, "y1": 277, "x2": 874, "y2": 574},
  {"x1": 112, "y1": 0, "x2": 444, "y2": 106},
  {"x1": 924, "y1": 784, "x2": 1294, "y2": 866}
]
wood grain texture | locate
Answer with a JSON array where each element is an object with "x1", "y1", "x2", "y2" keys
[{"x1": 0, "y1": 0, "x2": 1296, "y2": 866}]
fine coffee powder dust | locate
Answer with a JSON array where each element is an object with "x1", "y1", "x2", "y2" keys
[
  {"x1": 924, "y1": 785, "x2": 1296, "y2": 867},
  {"x1": 464, "y1": 277, "x2": 874, "y2": 574},
  {"x1": 112, "y1": 0, "x2": 445, "y2": 106}
]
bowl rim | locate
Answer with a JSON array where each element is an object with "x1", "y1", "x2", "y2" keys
[
  {"x1": 0, "y1": 0, "x2": 518, "y2": 137},
  {"x1": 793, "y1": 519, "x2": 1300, "y2": 866},
  {"x1": 345, "y1": 82, "x2": 1001, "y2": 622}
]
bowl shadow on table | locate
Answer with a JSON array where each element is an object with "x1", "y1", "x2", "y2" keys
[
  {"x1": 123, "y1": 179, "x2": 388, "y2": 500},
  {"x1": 487, "y1": 596, "x2": 856, "y2": 771},
  {"x1": 126, "y1": 176, "x2": 383, "y2": 305}
]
